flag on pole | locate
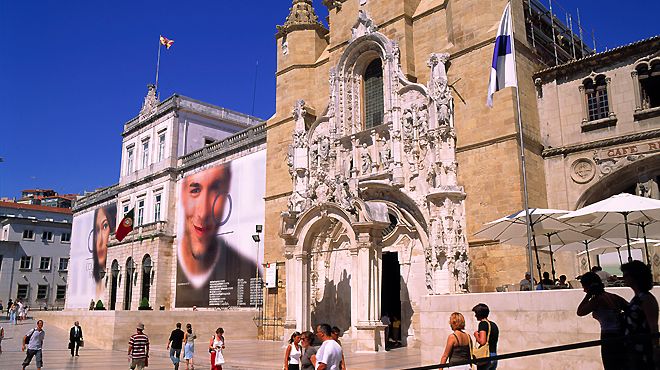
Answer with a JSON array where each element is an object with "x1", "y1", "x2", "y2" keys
[
  {"x1": 486, "y1": 2, "x2": 517, "y2": 107},
  {"x1": 115, "y1": 208, "x2": 135, "y2": 242},
  {"x1": 160, "y1": 35, "x2": 174, "y2": 49}
]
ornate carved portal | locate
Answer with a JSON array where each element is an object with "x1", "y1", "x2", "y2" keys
[{"x1": 281, "y1": 11, "x2": 469, "y2": 351}]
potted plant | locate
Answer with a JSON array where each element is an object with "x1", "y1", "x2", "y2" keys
[
  {"x1": 138, "y1": 298, "x2": 152, "y2": 310},
  {"x1": 94, "y1": 300, "x2": 106, "y2": 310}
]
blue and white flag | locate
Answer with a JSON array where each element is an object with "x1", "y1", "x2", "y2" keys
[{"x1": 487, "y1": 2, "x2": 517, "y2": 107}]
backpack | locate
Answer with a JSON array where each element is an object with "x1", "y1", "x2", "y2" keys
[{"x1": 24, "y1": 329, "x2": 34, "y2": 345}]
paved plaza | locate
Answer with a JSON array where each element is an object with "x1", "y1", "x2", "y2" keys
[{"x1": 0, "y1": 319, "x2": 424, "y2": 370}]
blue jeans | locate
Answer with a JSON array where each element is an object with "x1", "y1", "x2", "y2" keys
[
  {"x1": 477, "y1": 352, "x2": 498, "y2": 370},
  {"x1": 23, "y1": 349, "x2": 43, "y2": 368},
  {"x1": 10, "y1": 312, "x2": 16, "y2": 325},
  {"x1": 170, "y1": 348, "x2": 181, "y2": 369}
]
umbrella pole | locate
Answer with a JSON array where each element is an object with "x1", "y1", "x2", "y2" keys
[
  {"x1": 547, "y1": 235, "x2": 556, "y2": 281},
  {"x1": 623, "y1": 212, "x2": 633, "y2": 262},
  {"x1": 584, "y1": 241, "x2": 592, "y2": 270},
  {"x1": 532, "y1": 233, "x2": 542, "y2": 283},
  {"x1": 616, "y1": 247, "x2": 623, "y2": 265},
  {"x1": 641, "y1": 223, "x2": 651, "y2": 266}
]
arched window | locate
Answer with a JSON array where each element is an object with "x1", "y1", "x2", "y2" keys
[
  {"x1": 363, "y1": 59, "x2": 384, "y2": 129},
  {"x1": 141, "y1": 255, "x2": 152, "y2": 303},
  {"x1": 636, "y1": 62, "x2": 660, "y2": 110},
  {"x1": 584, "y1": 75, "x2": 609, "y2": 121}
]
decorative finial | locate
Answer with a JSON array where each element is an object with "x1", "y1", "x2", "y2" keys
[
  {"x1": 139, "y1": 84, "x2": 159, "y2": 121},
  {"x1": 276, "y1": 0, "x2": 328, "y2": 38}
]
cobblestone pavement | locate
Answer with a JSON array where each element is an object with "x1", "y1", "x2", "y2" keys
[{"x1": 0, "y1": 319, "x2": 424, "y2": 370}]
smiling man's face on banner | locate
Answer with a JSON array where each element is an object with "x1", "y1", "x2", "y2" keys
[{"x1": 180, "y1": 165, "x2": 231, "y2": 271}]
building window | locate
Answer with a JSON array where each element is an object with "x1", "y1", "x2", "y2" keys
[
  {"x1": 363, "y1": 58, "x2": 384, "y2": 129},
  {"x1": 37, "y1": 284, "x2": 48, "y2": 300},
  {"x1": 61, "y1": 233, "x2": 71, "y2": 243},
  {"x1": 20, "y1": 256, "x2": 32, "y2": 270},
  {"x1": 634, "y1": 62, "x2": 660, "y2": 111},
  {"x1": 122, "y1": 201, "x2": 130, "y2": 217},
  {"x1": 39, "y1": 257, "x2": 51, "y2": 271},
  {"x1": 580, "y1": 75, "x2": 610, "y2": 121},
  {"x1": 137, "y1": 198, "x2": 145, "y2": 226},
  {"x1": 59, "y1": 257, "x2": 69, "y2": 271},
  {"x1": 22, "y1": 229, "x2": 34, "y2": 240},
  {"x1": 126, "y1": 146, "x2": 135, "y2": 174},
  {"x1": 0, "y1": 255, "x2": 3, "y2": 271},
  {"x1": 42, "y1": 231, "x2": 53, "y2": 242},
  {"x1": 17, "y1": 284, "x2": 29, "y2": 300},
  {"x1": 154, "y1": 194, "x2": 162, "y2": 222},
  {"x1": 158, "y1": 132, "x2": 166, "y2": 161},
  {"x1": 204, "y1": 137, "x2": 215, "y2": 146},
  {"x1": 142, "y1": 139, "x2": 150, "y2": 168},
  {"x1": 56, "y1": 285, "x2": 66, "y2": 300}
]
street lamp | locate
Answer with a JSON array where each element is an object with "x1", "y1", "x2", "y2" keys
[{"x1": 253, "y1": 224, "x2": 263, "y2": 309}]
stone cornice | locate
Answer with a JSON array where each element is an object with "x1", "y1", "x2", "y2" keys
[
  {"x1": 542, "y1": 129, "x2": 660, "y2": 158},
  {"x1": 178, "y1": 123, "x2": 267, "y2": 172},
  {"x1": 72, "y1": 184, "x2": 120, "y2": 213}
]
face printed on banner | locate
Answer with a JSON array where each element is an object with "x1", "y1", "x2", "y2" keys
[
  {"x1": 181, "y1": 165, "x2": 231, "y2": 274},
  {"x1": 94, "y1": 208, "x2": 111, "y2": 270}
]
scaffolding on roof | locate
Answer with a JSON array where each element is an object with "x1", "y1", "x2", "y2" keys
[{"x1": 524, "y1": 0, "x2": 596, "y2": 67}]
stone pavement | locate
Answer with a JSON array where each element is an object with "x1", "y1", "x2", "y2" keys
[{"x1": 0, "y1": 319, "x2": 425, "y2": 369}]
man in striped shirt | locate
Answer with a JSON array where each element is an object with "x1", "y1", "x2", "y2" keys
[{"x1": 128, "y1": 323, "x2": 150, "y2": 369}]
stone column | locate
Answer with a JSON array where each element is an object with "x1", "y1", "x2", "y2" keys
[
  {"x1": 631, "y1": 70, "x2": 642, "y2": 112},
  {"x1": 283, "y1": 250, "x2": 297, "y2": 335},
  {"x1": 294, "y1": 252, "x2": 311, "y2": 332},
  {"x1": 352, "y1": 229, "x2": 386, "y2": 352}
]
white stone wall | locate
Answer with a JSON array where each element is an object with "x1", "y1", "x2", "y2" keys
[{"x1": 420, "y1": 288, "x2": 660, "y2": 370}]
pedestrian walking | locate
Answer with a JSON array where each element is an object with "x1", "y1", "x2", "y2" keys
[
  {"x1": 17, "y1": 300, "x2": 25, "y2": 322},
  {"x1": 69, "y1": 321, "x2": 84, "y2": 357},
  {"x1": 167, "y1": 322, "x2": 185, "y2": 370},
  {"x1": 473, "y1": 303, "x2": 500, "y2": 370},
  {"x1": 621, "y1": 260, "x2": 659, "y2": 369},
  {"x1": 0, "y1": 323, "x2": 4, "y2": 354},
  {"x1": 128, "y1": 323, "x2": 150, "y2": 370},
  {"x1": 283, "y1": 331, "x2": 302, "y2": 370},
  {"x1": 9, "y1": 302, "x2": 17, "y2": 325},
  {"x1": 209, "y1": 327, "x2": 225, "y2": 370},
  {"x1": 577, "y1": 272, "x2": 627, "y2": 370},
  {"x1": 314, "y1": 324, "x2": 342, "y2": 370},
  {"x1": 299, "y1": 331, "x2": 317, "y2": 370},
  {"x1": 440, "y1": 312, "x2": 471, "y2": 370},
  {"x1": 330, "y1": 327, "x2": 347, "y2": 370},
  {"x1": 182, "y1": 323, "x2": 196, "y2": 370},
  {"x1": 22, "y1": 319, "x2": 45, "y2": 370},
  {"x1": 6, "y1": 298, "x2": 12, "y2": 319}
]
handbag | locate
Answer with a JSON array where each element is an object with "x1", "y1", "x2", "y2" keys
[
  {"x1": 472, "y1": 320, "x2": 491, "y2": 359},
  {"x1": 79, "y1": 340, "x2": 84, "y2": 347}
]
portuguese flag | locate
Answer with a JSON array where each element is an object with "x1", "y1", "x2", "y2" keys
[{"x1": 115, "y1": 208, "x2": 135, "y2": 242}]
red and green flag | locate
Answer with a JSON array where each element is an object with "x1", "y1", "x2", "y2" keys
[{"x1": 115, "y1": 208, "x2": 135, "y2": 242}]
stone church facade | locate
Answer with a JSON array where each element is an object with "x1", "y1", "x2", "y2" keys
[{"x1": 263, "y1": 0, "x2": 551, "y2": 350}]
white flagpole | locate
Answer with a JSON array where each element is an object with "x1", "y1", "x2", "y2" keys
[
  {"x1": 155, "y1": 38, "x2": 162, "y2": 91},
  {"x1": 508, "y1": 1, "x2": 537, "y2": 282}
]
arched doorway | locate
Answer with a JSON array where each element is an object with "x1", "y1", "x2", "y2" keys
[
  {"x1": 576, "y1": 154, "x2": 660, "y2": 207},
  {"x1": 109, "y1": 260, "x2": 119, "y2": 310},
  {"x1": 141, "y1": 255, "x2": 152, "y2": 305},
  {"x1": 124, "y1": 257, "x2": 134, "y2": 310}
]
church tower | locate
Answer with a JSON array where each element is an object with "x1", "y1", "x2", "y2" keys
[{"x1": 263, "y1": 0, "x2": 549, "y2": 350}]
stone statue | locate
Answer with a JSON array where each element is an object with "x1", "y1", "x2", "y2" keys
[
  {"x1": 319, "y1": 136, "x2": 330, "y2": 161},
  {"x1": 379, "y1": 140, "x2": 392, "y2": 169},
  {"x1": 428, "y1": 53, "x2": 452, "y2": 126},
  {"x1": 361, "y1": 143, "x2": 372, "y2": 174},
  {"x1": 454, "y1": 251, "x2": 470, "y2": 292},
  {"x1": 402, "y1": 108, "x2": 414, "y2": 140}
]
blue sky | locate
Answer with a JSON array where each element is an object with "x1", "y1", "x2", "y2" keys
[{"x1": 0, "y1": 0, "x2": 657, "y2": 198}]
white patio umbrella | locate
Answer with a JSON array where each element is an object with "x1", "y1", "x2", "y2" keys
[
  {"x1": 503, "y1": 228, "x2": 593, "y2": 281},
  {"x1": 583, "y1": 221, "x2": 660, "y2": 265},
  {"x1": 559, "y1": 193, "x2": 660, "y2": 262},
  {"x1": 577, "y1": 238, "x2": 648, "y2": 266},
  {"x1": 551, "y1": 237, "x2": 628, "y2": 268},
  {"x1": 475, "y1": 208, "x2": 572, "y2": 281}
]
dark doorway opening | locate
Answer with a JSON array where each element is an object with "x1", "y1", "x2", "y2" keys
[
  {"x1": 124, "y1": 258, "x2": 134, "y2": 310},
  {"x1": 381, "y1": 252, "x2": 402, "y2": 348},
  {"x1": 110, "y1": 260, "x2": 119, "y2": 310}
]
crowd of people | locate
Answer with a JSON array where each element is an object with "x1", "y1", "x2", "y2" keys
[
  {"x1": 283, "y1": 324, "x2": 346, "y2": 370},
  {"x1": 577, "y1": 260, "x2": 658, "y2": 369},
  {"x1": 1, "y1": 298, "x2": 30, "y2": 325},
  {"x1": 519, "y1": 271, "x2": 574, "y2": 291}
]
